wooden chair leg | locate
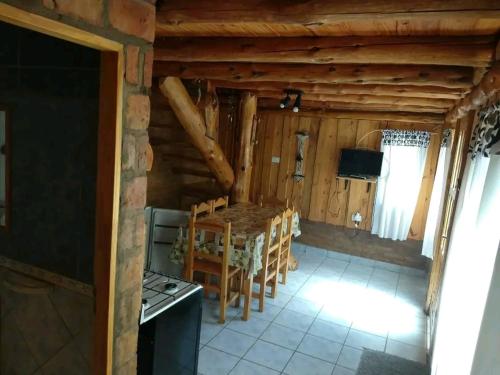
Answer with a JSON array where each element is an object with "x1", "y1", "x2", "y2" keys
[
  {"x1": 243, "y1": 273, "x2": 253, "y2": 321},
  {"x1": 204, "y1": 273, "x2": 211, "y2": 297},
  {"x1": 219, "y1": 274, "x2": 228, "y2": 324},
  {"x1": 185, "y1": 258, "x2": 194, "y2": 282},
  {"x1": 234, "y1": 271, "x2": 243, "y2": 308},
  {"x1": 258, "y1": 271, "x2": 267, "y2": 312},
  {"x1": 270, "y1": 250, "x2": 281, "y2": 298},
  {"x1": 281, "y1": 248, "x2": 290, "y2": 285},
  {"x1": 270, "y1": 268, "x2": 279, "y2": 299}
]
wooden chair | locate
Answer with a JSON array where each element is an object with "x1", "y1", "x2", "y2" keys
[
  {"x1": 186, "y1": 219, "x2": 243, "y2": 324},
  {"x1": 212, "y1": 195, "x2": 229, "y2": 212},
  {"x1": 257, "y1": 196, "x2": 300, "y2": 274},
  {"x1": 192, "y1": 200, "x2": 213, "y2": 218},
  {"x1": 185, "y1": 200, "x2": 214, "y2": 280},
  {"x1": 279, "y1": 207, "x2": 294, "y2": 285},
  {"x1": 252, "y1": 213, "x2": 283, "y2": 312}
]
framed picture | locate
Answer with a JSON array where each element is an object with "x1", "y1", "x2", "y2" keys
[{"x1": 0, "y1": 106, "x2": 10, "y2": 230}]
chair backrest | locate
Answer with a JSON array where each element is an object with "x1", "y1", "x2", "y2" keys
[
  {"x1": 281, "y1": 207, "x2": 294, "y2": 243},
  {"x1": 190, "y1": 220, "x2": 232, "y2": 266},
  {"x1": 263, "y1": 213, "x2": 283, "y2": 257},
  {"x1": 212, "y1": 195, "x2": 229, "y2": 212},
  {"x1": 191, "y1": 200, "x2": 213, "y2": 220}
]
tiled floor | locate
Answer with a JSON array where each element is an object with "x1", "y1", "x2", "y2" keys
[{"x1": 198, "y1": 243, "x2": 428, "y2": 375}]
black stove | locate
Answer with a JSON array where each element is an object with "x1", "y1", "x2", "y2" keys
[
  {"x1": 138, "y1": 270, "x2": 203, "y2": 375},
  {"x1": 140, "y1": 270, "x2": 202, "y2": 324}
]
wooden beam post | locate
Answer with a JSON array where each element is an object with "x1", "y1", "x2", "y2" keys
[
  {"x1": 159, "y1": 77, "x2": 234, "y2": 191},
  {"x1": 446, "y1": 63, "x2": 500, "y2": 123},
  {"x1": 233, "y1": 92, "x2": 257, "y2": 203}
]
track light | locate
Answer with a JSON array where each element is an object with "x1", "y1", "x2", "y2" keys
[
  {"x1": 280, "y1": 94, "x2": 291, "y2": 109},
  {"x1": 279, "y1": 90, "x2": 303, "y2": 112},
  {"x1": 292, "y1": 93, "x2": 302, "y2": 113}
]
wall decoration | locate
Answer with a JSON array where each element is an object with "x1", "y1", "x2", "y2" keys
[{"x1": 293, "y1": 132, "x2": 309, "y2": 181}]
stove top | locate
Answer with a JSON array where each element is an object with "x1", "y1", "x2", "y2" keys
[{"x1": 140, "y1": 270, "x2": 202, "y2": 324}]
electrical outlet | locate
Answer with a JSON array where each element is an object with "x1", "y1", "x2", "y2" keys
[{"x1": 352, "y1": 212, "x2": 362, "y2": 227}]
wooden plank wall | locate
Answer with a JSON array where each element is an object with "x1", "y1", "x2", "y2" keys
[
  {"x1": 218, "y1": 100, "x2": 241, "y2": 171},
  {"x1": 251, "y1": 110, "x2": 441, "y2": 240}
]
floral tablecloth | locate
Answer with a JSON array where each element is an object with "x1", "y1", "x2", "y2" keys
[{"x1": 171, "y1": 203, "x2": 301, "y2": 275}]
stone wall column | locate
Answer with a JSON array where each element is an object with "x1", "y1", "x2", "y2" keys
[{"x1": 1, "y1": 1, "x2": 156, "y2": 373}]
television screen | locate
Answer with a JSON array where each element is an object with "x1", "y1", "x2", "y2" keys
[{"x1": 338, "y1": 149, "x2": 383, "y2": 178}]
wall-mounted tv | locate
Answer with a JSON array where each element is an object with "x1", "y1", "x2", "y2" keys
[{"x1": 338, "y1": 149, "x2": 384, "y2": 179}]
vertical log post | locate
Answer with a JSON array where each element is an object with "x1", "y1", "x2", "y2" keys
[{"x1": 233, "y1": 92, "x2": 257, "y2": 202}]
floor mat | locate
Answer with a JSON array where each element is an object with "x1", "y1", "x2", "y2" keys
[{"x1": 357, "y1": 349, "x2": 429, "y2": 375}]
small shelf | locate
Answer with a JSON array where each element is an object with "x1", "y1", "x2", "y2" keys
[
  {"x1": 336, "y1": 176, "x2": 377, "y2": 184},
  {"x1": 337, "y1": 176, "x2": 377, "y2": 193}
]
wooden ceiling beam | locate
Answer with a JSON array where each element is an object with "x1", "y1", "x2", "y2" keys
[
  {"x1": 255, "y1": 91, "x2": 455, "y2": 109},
  {"x1": 258, "y1": 98, "x2": 447, "y2": 114},
  {"x1": 211, "y1": 80, "x2": 466, "y2": 100},
  {"x1": 154, "y1": 36, "x2": 495, "y2": 67},
  {"x1": 157, "y1": 1, "x2": 500, "y2": 24},
  {"x1": 258, "y1": 109, "x2": 444, "y2": 126},
  {"x1": 156, "y1": 1, "x2": 500, "y2": 38},
  {"x1": 154, "y1": 62, "x2": 474, "y2": 88}
]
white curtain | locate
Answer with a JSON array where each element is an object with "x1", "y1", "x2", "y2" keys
[
  {"x1": 431, "y1": 103, "x2": 500, "y2": 375},
  {"x1": 371, "y1": 130, "x2": 430, "y2": 241},
  {"x1": 422, "y1": 131, "x2": 453, "y2": 258},
  {"x1": 431, "y1": 155, "x2": 500, "y2": 375}
]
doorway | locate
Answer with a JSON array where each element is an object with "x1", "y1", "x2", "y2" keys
[{"x1": 0, "y1": 5, "x2": 123, "y2": 373}]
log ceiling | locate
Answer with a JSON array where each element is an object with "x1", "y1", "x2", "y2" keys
[
  {"x1": 156, "y1": 1, "x2": 500, "y2": 37},
  {"x1": 153, "y1": 1, "x2": 500, "y2": 119}
]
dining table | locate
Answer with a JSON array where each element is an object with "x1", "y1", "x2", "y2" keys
[{"x1": 170, "y1": 202, "x2": 301, "y2": 320}]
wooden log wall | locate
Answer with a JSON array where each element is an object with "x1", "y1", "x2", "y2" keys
[
  {"x1": 147, "y1": 87, "x2": 240, "y2": 210},
  {"x1": 147, "y1": 97, "x2": 213, "y2": 209},
  {"x1": 251, "y1": 110, "x2": 441, "y2": 240}
]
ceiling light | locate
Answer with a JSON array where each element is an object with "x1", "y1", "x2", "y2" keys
[
  {"x1": 292, "y1": 93, "x2": 302, "y2": 113},
  {"x1": 280, "y1": 94, "x2": 291, "y2": 109}
]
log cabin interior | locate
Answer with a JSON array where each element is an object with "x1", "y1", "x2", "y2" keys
[{"x1": 0, "y1": 1, "x2": 499, "y2": 375}]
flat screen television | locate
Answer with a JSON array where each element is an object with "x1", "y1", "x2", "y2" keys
[{"x1": 338, "y1": 148, "x2": 384, "y2": 179}]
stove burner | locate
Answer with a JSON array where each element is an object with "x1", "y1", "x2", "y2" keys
[
  {"x1": 164, "y1": 282, "x2": 178, "y2": 293},
  {"x1": 142, "y1": 298, "x2": 150, "y2": 309}
]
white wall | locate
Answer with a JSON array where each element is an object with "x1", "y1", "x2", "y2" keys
[
  {"x1": 471, "y1": 243, "x2": 500, "y2": 373},
  {"x1": 431, "y1": 155, "x2": 500, "y2": 375}
]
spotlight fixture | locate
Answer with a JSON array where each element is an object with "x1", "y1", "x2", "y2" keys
[
  {"x1": 279, "y1": 94, "x2": 291, "y2": 109},
  {"x1": 293, "y1": 93, "x2": 302, "y2": 113},
  {"x1": 278, "y1": 90, "x2": 303, "y2": 112}
]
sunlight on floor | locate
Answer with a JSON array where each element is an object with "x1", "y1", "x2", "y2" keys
[{"x1": 198, "y1": 244, "x2": 428, "y2": 375}]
